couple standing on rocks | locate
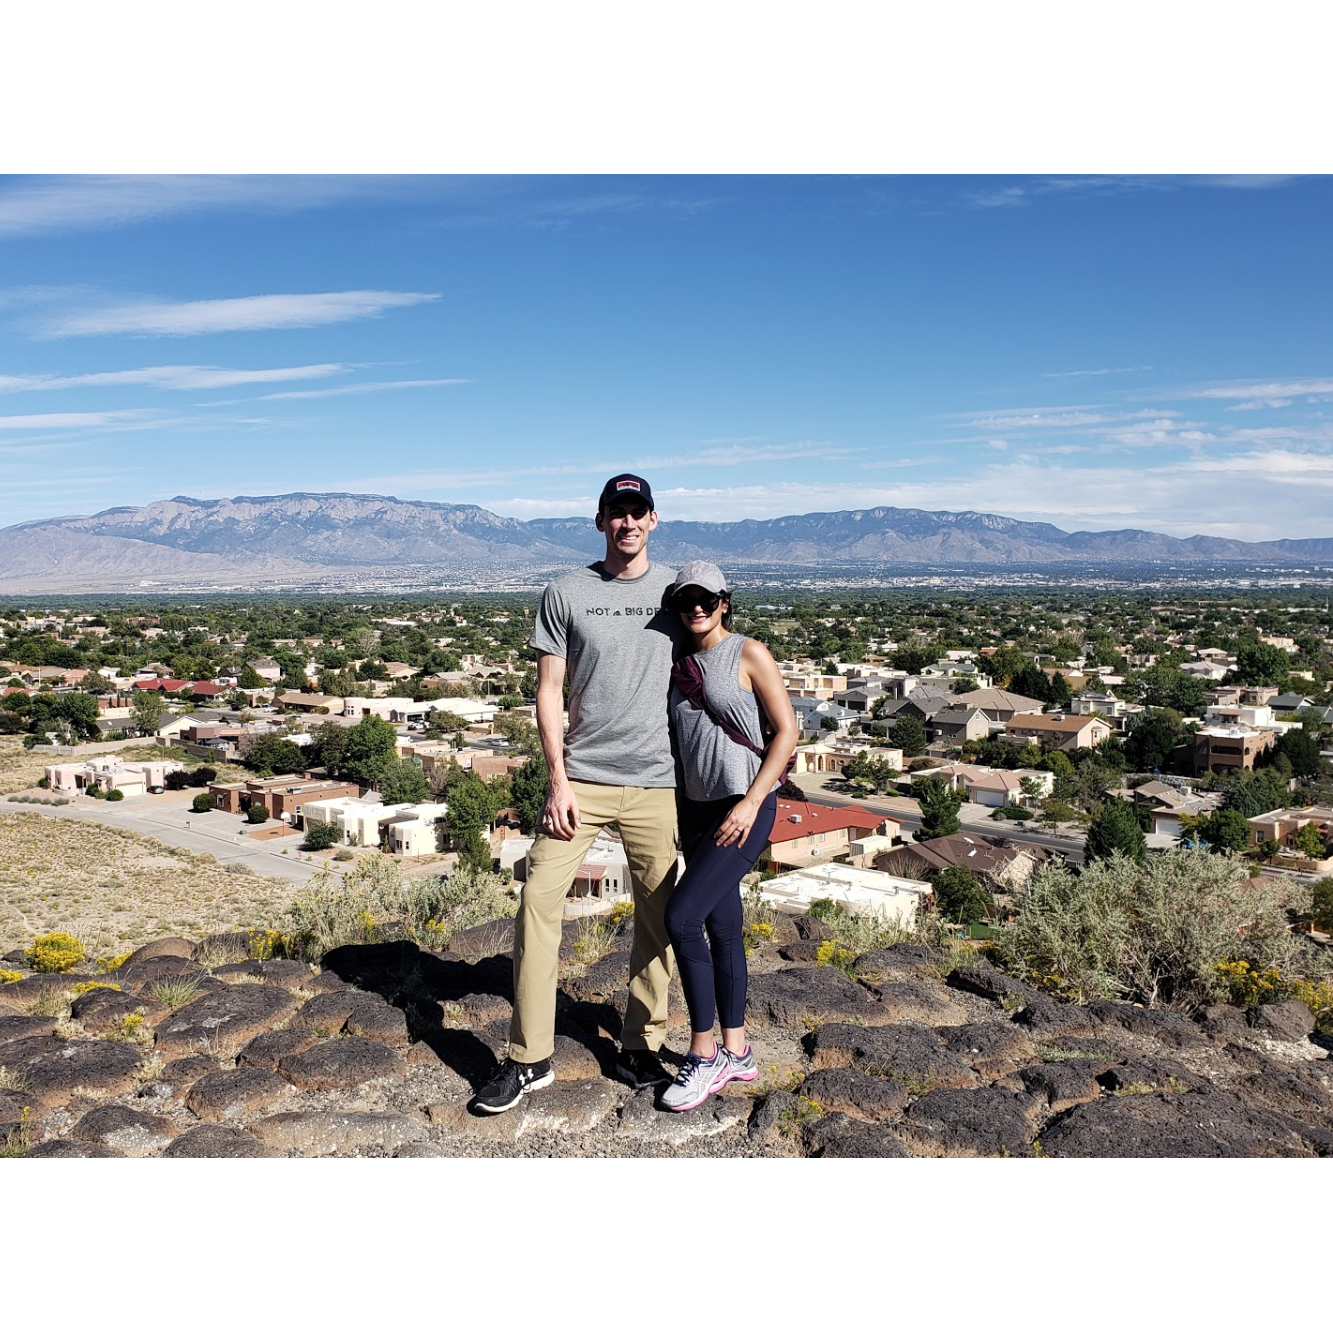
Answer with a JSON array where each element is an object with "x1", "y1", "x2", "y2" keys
[{"x1": 475, "y1": 473, "x2": 799, "y2": 1116}]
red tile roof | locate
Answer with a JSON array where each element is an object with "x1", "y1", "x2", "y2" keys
[{"x1": 767, "y1": 799, "x2": 883, "y2": 845}]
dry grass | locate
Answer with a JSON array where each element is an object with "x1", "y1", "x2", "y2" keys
[{"x1": 0, "y1": 811, "x2": 298, "y2": 956}]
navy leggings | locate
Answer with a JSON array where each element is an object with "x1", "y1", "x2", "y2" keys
[{"x1": 665, "y1": 791, "x2": 778, "y2": 1033}]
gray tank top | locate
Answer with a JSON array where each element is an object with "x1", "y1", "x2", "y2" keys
[{"x1": 669, "y1": 634, "x2": 771, "y2": 802}]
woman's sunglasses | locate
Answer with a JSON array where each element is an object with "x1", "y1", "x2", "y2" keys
[{"x1": 670, "y1": 589, "x2": 724, "y2": 614}]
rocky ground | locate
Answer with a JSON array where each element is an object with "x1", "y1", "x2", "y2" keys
[{"x1": 3, "y1": 912, "x2": 1331, "y2": 1159}]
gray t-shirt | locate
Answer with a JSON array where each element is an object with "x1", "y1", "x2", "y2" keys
[{"x1": 529, "y1": 561, "x2": 681, "y2": 788}]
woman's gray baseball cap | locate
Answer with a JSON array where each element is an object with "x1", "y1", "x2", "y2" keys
[{"x1": 669, "y1": 560, "x2": 729, "y2": 598}]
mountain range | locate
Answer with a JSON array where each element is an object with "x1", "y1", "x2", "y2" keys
[{"x1": 2, "y1": 492, "x2": 1332, "y2": 592}]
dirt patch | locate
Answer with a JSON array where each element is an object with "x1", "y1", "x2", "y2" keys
[{"x1": 0, "y1": 811, "x2": 299, "y2": 957}]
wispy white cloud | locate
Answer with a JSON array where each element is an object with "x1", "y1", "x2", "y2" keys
[
  {"x1": 255, "y1": 377, "x2": 468, "y2": 401},
  {"x1": 1227, "y1": 398, "x2": 1292, "y2": 411},
  {"x1": 963, "y1": 185, "x2": 1027, "y2": 208},
  {"x1": 0, "y1": 363, "x2": 354, "y2": 392},
  {"x1": 37, "y1": 290, "x2": 440, "y2": 338},
  {"x1": 0, "y1": 175, "x2": 384, "y2": 238},
  {"x1": 1178, "y1": 377, "x2": 1333, "y2": 400},
  {"x1": 0, "y1": 409, "x2": 159, "y2": 431},
  {"x1": 1041, "y1": 365, "x2": 1153, "y2": 379}
]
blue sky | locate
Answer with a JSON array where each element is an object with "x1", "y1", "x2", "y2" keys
[{"x1": 1, "y1": 173, "x2": 1331, "y2": 541}]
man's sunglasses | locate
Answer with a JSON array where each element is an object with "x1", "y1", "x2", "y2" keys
[{"x1": 670, "y1": 589, "x2": 724, "y2": 614}]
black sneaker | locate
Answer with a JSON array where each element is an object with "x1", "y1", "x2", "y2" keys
[
  {"x1": 615, "y1": 1047, "x2": 672, "y2": 1089},
  {"x1": 474, "y1": 1057, "x2": 554, "y2": 1114}
]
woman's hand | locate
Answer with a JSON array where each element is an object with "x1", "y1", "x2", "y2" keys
[{"x1": 715, "y1": 794, "x2": 761, "y2": 848}]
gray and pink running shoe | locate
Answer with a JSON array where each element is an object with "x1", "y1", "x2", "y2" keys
[
  {"x1": 722, "y1": 1043, "x2": 757, "y2": 1084},
  {"x1": 660, "y1": 1046, "x2": 732, "y2": 1112}
]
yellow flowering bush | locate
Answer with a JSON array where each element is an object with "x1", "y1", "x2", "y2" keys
[
  {"x1": 95, "y1": 951, "x2": 133, "y2": 974},
  {"x1": 69, "y1": 980, "x2": 122, "y2": 997},
  {"x1": 26, "y1": 932, "x2": 85, "y2": 974},
  {"x1": 0, "y1": 970, "x2": 21, "y2": 985}
]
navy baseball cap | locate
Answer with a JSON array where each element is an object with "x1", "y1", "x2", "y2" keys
[{"x1": 597, "y1": 473, "x2": 655, "y2": 513}]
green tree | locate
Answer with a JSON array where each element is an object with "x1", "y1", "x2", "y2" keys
[
  {"x1": 1196, "y1": 808, "x2": 1251, "y2": 854},
  {"x1": 510, "y1": 752, "x2": 549, "y2": 834},
  {"x1": 1276, "y1": 727, "x2": 1323, "y2": 780},
  {"x1": 379, "y1": 756, "x2": 430, "y2": 805},
  {"x1": 1234, "y1": 641, "x2": 1291, "y2": 689},
  {"x1": 1085, "y1": 798, "x2": 1146, "y2": 864},
  {"x1": 241, "y1": 734, "x2": 306, "y2": 776},
  {"x1": 931, "y1": 866, "x2": 991, "y2": 925},
  {"x1": 912, "y1": 776, "x2": 964, "y2": 841},
  {"x1": 888, "y1": 715, "x2": 926, "y2": 758},
  {"x1": 1294, "y1": 823, "x2": 1326, "y2": 859},
  {"x1": 238, "y1": 664, "x2": 266, "y2": 689},
  {"x1": 132, "y1": 690, "x2": 168, "y2": 736},
  {"x1": 340, "y1": 714, "x2": 399, "y2": 786}
]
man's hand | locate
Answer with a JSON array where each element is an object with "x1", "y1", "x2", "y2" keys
[{"x1": 541, "y1": 777, "x2": 581, "y2": 841}]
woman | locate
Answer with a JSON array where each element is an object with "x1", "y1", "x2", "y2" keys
[{"x1": 660, "y1": 560, "x2": 799, "y2": 1111}]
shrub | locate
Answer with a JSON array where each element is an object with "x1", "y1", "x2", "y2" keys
[
  {"x1": 991, "y1": 805, "x2": 1033, "y2": 821},
  {"x1": 191, "y1": 792, "x2": 216, "y2": 813},
  {"x1": 95, "y1": 951, "x2": 133, "y2": 974},
  {"x1": 164, "y1": 771, "x2": 192, "y2": 791},
  {"x1": 35, "y1": 777, "x2": 49, "y2": 789},
  {"x1": 991, "y1": 849, "x2": 1306, "y2": 1010},
  {"x1": 807, "y1": 898, "x2": 913, "y2": 954},
  {"x1": 27, "y1": 931, "x2": 85, "y2": 974},
  {"x1": 303, "y1": 819, "x2": 340, "y2": 851},
  {"x1": 334, "y1": 848, "x2": 354, "y2": 861},
  {"x1": 277, "y1": 856, "x2": 517, "y2": 960},
  {"x1": 0, "y1": 970, "x2": 22, "y2": 985},
  {"x1": 246, "y1": 805, "x2": 269, "y2": 824},
  {"x1": 191, "y1": 766, "x2": 218, "y2": 786},
  {"x1": 104, "y1": 788, "x2": 124, "y2": 801}
]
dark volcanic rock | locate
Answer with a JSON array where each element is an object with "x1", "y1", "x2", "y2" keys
[
  {"x1": 154, "y1": 984, "x2": 299, "y2": 1059},
  {"x1": 1010, "y1": 996, "x2": 1104, "y2": 1038},
  {"x1": 803, "y1": 1111, "x2": 911, "y2": 1158},
  {"x1": 1247, "y1": 999, "x2": 1316, "y2": 1043},
  {"x1": 70, "y1": 1104, "x2": 177, "y2": 1156},
  {"x1": 798, "y1": 1067, "x2": 910, "y2": 1121},
  {"x1": 946, "y1": 966, "x2": 1038, "y2": 1006},
  {"x1": 237, "y1": 1029, "x2": 319, "y2": 1072},
  {"x1": 1096, "y1": 1057, "x2": 1212, "y2": 1097},
  {"x1": 1018, "y1": 1061, "x2": 1106, "y2": 1113},
  {"x1": 939, "y1": 1022, "x2": 1038, "y2": 1078},
  {"x1": 778, "y1": 941, "x2": 825, "y2": 963},
  {"x1": 123, "y1": 937, "x2": 194, "y2": 966},
  {"x1": 852, "y1": 945, "x2": 942, "y2": 982},
  {"x1": 163, "y1": 1124, "x2": 281, "y2": 1158},
  {"x1": 1085, "y1": 1001, "x2": 1205, "y2": 1049},
  {"x1": 1195, "y1": 1004, "x2": 1252, "y2": 1044},
  {"x1": 107, "y1": 956, "x2": 211, "y2": 995},
  {"x1": 1223, "y1": 1044, "x2": 1333, "y2": 1126},
  {"x1": 70, "y1": 988, "x2": 172, "y2": 1035},
  {"x1": 13, "y1": 1039, "x2": 145, "y2": 1112},
  {"x1": 26, "y1": 1139, "x2": 124, "y2": 1158},
  {"x1": 747, "y1": 966, "x2": 883, "y2": 1029},
  {"x1": 899, "y1": 1087, "x2": 1045, "y2": 1157},
  {"x1": 0, "y1": 1014, "x2": 57, "y2": 1046},
  {"x1": 791, "y1": 913, "x2": 834, "y2": 942},
  {"x1": 803, "y1": 1022, "x2": 978, "y2": 1090},
  {"x1": 1039, "y1": 1088, "x2": 1313, "y2": 1158},
  {"x1": 186, "y1": 1067, "x2": 294, "y2": 1122},
  {"x1": 211, "y1": 959, "x2": 313, "y2": 992},
  {"x1": 277, "y1": 1037, "x2": 404, "y2": 1091},
  {"x1": 559, "y1": 950, "x2": 631, "y2": 1005},
  {"x1": 874, "y1": 981, "x2": 969, "y2": 1026},
  {"x1": 445, "y1": 919, "x2": 517, "y2": 959}
]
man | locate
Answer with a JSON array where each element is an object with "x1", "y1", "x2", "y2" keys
[{"x1": 475, "y1": 473, "x2": 683, "y2": 1113}]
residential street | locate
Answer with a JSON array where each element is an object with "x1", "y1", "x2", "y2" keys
[{"x1": 790, "y1": 772, "x2": 1089, "y2": 866}]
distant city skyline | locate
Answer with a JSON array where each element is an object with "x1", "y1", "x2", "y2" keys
[{"x1": 1, "y1": 174, "x2": 1330, "y2": 541}]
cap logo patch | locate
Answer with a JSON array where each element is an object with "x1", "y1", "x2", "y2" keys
[{"x1": 616, "y1": 479, "x2": 641, "y2": 492}]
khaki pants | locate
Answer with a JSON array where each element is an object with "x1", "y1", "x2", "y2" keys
[{"x1": 509, "y1": 781, "x2": 678, "y2": 1064}]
